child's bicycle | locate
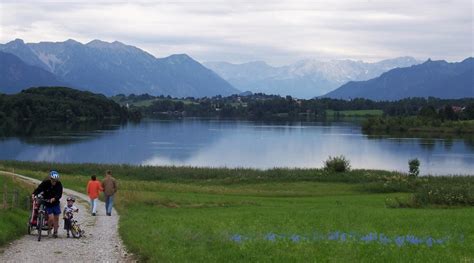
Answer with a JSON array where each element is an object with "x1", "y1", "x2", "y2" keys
[
  {"x1": 70, "y1": 219, "x2": 85, "y2": 238},
  {"x1": 66, "y1": 211, "x2": 85, "y2": 238},
  {"x1": 27, "y1": 193, "x2": 50, "y2": 242}
]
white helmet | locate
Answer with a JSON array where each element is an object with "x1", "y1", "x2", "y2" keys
[{"x1": 50, "y1": 170, "x2": 60, "y2": 180}]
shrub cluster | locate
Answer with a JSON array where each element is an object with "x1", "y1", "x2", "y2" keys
[
  {"x1": 414, "y1": 183, "x2": 474, "y2": 206},
  {"x1": 323, "y1": 155, "x2": 351, "y2": 173},
  {"x1": 386, "y1": 180, "x2": 474, "y2": 208},
  {"x1": 385, "y1": 196, "x2": 421, "y2": 208},
  {"x1": 364, "y1": 174, "x2": 418, "y2": 193}
]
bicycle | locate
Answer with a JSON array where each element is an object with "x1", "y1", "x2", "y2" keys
[
  {"x1": 34, "y1": 194, "x2": 50, "y2": 242},
  {"x1": 70, "y1": 218, "x2": 85, "y2": 238},
  {"x1": 27, "y1": 197, "x2": 48, "y2": 238},
  {"x1": 65, "y1": 211, "x2": 85, "y2": 238}
]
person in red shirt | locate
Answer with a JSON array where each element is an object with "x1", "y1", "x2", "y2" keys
[{"x1": 87, "y1": 175, "x2": 103, "y2": 216}]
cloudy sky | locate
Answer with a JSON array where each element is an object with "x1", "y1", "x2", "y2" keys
[{"x1": 1, "y1": 0, "x2": 472, "y2": 65}]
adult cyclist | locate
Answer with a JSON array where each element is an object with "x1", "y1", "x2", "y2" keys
[{"x1": 32, "y1": 171, "x2": 63, "y2": 238}]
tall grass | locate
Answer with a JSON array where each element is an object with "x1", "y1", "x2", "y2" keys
[{"x1": 0, "y1": 173, "x2": 33, "y2": 247}]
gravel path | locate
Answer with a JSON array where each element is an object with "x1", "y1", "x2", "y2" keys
[{"x1": 0, "y1": 171, "x2": 133, "y2": 262}]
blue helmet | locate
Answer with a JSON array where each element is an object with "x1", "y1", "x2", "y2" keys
[{"x1": 50, "y1": 170, "x2": 60, "y2": 180}]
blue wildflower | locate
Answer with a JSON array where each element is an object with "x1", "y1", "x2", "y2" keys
[
  {"x1": 378, "y1": 234, "x2": 391, "y2": 245},
  {"x1": 426, "y1": 237, "x2": 433, "y2": 247},
  {"x1": 395, "y1": 236, "x2": 405, "y2": 247},
  {"x1": 265, "y1": 233, "x2": 277, "y2": 242},
  {"x1": 361, "y1": 233, "x2": 377, "y2": 243},
  {"x1": 231, "y1": 234, "x2": 242, "y2": 243},
  {"x1": 406, "y1": 235, "x2": 421, "y2": 245},
  {"x1": 291, "y1": 234, "x2": 301, "y2": 243},
  {"x1": 340, "y1": 233, "x2": 347, "y2": 242},
  {"x1": 328, "y1": 231, "x2": 340, "y2": 241}
]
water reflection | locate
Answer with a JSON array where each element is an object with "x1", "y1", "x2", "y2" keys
[
  {"x1": 0, "y1": 119, "x2": 473, "y2": 175},
  {"x1": 418, "y1": 138, "x2": 436, "y2": 151},
  {"x1": 0, "y1": 120, "x2": 123, "y2": 145},
  {"x1": 443, "y1": 138, "x2": 454, "y2": 150}
]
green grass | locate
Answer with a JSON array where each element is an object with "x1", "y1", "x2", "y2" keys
[
  {"x1": 120, "y1": 194, "x2": 472, "y2": 262},
  {"x1": 0, "y1": 173, "x2": 32, "y2": 247},
  {"x1": 326, "y1": 109, "x2": 384, "y2": 117},
  {"x1": 0, "y1": 161, "x2": 473, "y2": 262},
  {"x1": 0, "y1": 209, "x2": 29, "y2": 247}
]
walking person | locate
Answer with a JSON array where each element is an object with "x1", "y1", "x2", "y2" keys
[
  {"x1": 102, "y1": 170, "x2": 117, "y2": 216},
  {"x1": 32, "y1": 170, "x2": 63, "y2": 238},
  {"x1": 87, "y1": 175, "x2": 102, "y2": 216}
]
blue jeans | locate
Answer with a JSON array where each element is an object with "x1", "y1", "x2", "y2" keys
[{"x1": 105, "y1": 195, "x2": 114, "y2": 214}]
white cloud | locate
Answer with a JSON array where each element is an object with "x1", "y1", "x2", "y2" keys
[{"x1": 1, "y1": 0, "x2": 472, "y2": 65}]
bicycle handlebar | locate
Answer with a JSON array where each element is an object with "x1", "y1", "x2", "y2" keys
[{"x1": 34, "y1": 194, "x2": 51, "y2": 203}]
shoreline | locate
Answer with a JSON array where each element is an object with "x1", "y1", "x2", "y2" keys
[{"x1": 1, "y1": 160, "x2": 472, "y2": 178}]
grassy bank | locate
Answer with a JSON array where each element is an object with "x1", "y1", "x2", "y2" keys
[
  {"x1": 0, "y1": 161, "x2": 473, "y2": 262},
  {"x1": 326, "y1": 109, "x2": 383, "y2": 117},
  {"x1": 362, "y1": 116, "x2": 474, "y2": 136},
  {"x1": 0, "y1": 173, "x2": 33, "y2": 247}
]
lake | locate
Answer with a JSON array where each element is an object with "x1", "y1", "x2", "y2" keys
[{"x1": 1, "y1": 119, "x2": 473, "y2": 175}]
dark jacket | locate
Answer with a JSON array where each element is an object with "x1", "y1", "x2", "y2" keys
[{"x1": 33, "y1": 179, "x2": 63, "y2": 207}]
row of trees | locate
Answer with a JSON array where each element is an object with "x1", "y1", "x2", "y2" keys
[
  {"x1": 3, "y1": 88, "x2": 472, "y2": 122},
  {"x1": 127, "y1": 93, "x2": 474, "y2": 120},
  {"x1": 418, "y1": 105, "x2": 474, "y2": 121}
]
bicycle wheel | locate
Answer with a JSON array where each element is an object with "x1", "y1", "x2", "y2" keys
[
  {"x1": 71, "y1": 223, "x2": 80, "y2": 238},
  {"x1": 37, "y1": 213, "x2": 43, "y2": 242}
]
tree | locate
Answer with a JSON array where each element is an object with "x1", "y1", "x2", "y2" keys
[
  {"x1": 408, "y1": 158, "x2": 420, "y2": 177},
  {"x1": 419, "y1": 106, "x2": 437, "y2": 118}
]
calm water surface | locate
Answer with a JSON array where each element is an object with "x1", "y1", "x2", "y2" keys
[{"x1": 1, "y1": 119, "x2": 473, "y2": 175}]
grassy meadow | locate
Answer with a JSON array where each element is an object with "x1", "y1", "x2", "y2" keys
[{"x1": 0, "y1": 161, "x2": 473, "y2": 262}]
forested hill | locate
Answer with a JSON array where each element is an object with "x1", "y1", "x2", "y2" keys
[{"x1": 0, "y1": 87, "x2": 140, "y2": 121}]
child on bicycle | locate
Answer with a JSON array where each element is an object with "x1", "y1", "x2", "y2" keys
[{"x1": 63, "y1": 196, "x2": 79, "y2": 238}]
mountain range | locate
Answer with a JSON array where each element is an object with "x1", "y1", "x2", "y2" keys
[
  {"x1": 204, "y1": 57, "x2": 420, "y2": 98},
  {"x1": 0, "y1": 39, "x2": 238, "y2": 97},
  {"x1": 323, "y1": 58, "x2": 474, "y2": 100},
  {"x1": 1, "y1": 39, "x2": 472, "y2": 100}
]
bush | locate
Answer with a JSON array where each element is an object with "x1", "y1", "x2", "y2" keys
[
  {"x1": 385, "y1": 196, "x2": 421, "y2": 208},
  {"x1": 362, "y1": 174, "x2": 418, "y2": 193},
  {"x1": 387, "y1": 181, "x2": 474, "y2": 208},
  {"x1": 408, "y1": 158, "x2": 420, "y2": 177},
  {"x1": 414, "y1": 183, "x2": 474, "y2": 206},
  {"x1": 324, "y1": 155, "x2": 351, "y2": 173}
]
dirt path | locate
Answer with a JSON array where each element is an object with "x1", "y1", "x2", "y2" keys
[{"x1": 0, "y1": 171, "x2": 132, "y2": 262}]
